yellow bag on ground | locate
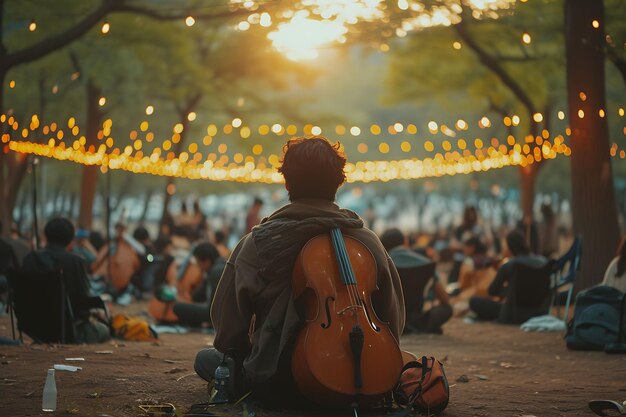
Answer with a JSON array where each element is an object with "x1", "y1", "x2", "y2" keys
[{"x1": 111, "y1": 314, "x2": 158, "y2": 342}]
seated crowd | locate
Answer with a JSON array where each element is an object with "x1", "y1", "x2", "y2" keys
[{"x1": 0, "y1": 135, "x2": 625, "y2": 411}]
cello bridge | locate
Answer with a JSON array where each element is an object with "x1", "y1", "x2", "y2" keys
[{"x1": 337, "y1": 305, "x2": 363, "y2": 316}]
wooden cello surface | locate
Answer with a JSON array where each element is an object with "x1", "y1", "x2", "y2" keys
[
  {"x1": 93, "y1": 240, "x2": 140, "y2": 291},
  {"x1": 291, "y1": 229, "x2": 403, "y2": 406}
]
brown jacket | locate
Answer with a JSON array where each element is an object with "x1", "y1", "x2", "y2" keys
[{"x1": 211, "y1": 199, "x2": 405, "y2": 383}]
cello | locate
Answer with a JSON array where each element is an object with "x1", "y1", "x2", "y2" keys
[{"x1": 291, "y1": 228, "x2": 403, "y2": 407}]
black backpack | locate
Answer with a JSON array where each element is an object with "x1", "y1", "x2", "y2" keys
[{"x1": 566, "y1": 285, "x2": 625, "y2": 350}]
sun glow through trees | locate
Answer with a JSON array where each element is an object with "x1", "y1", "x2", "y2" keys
[{"x1": 244, "y1": 0, "x2": 515, "y2": 61}]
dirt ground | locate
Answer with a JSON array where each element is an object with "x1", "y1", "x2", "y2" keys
[{"x1": 0, "y1": 304, "x2": 625, "y2": 417}]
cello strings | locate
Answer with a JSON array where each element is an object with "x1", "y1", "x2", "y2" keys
[
  {"x1": 333, "y1": 228, "x2": 361, "y2": 309},
  {"x1": 331, "y1": 228, "x2": 358, "y2": 307}
]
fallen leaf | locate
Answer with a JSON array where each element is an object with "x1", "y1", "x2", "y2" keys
[
  {"x1": 164, "y1": 359, "x2": 179, "y2": 364},
  {"x1": 457, "y1": 375, "x2": 470, "y2": 383},
  {"x1": 165, "y1": 367, "x2": 186, "y2": 374},
  {"x1": 24, "y1": 391, "x2": 34, "y2": 397},
  {"x1": 474, "y1": 374, "x2": 489, "y2": 380},
  {"x1": 499, "y1": 362, "x2": 517, "y2": 369}
]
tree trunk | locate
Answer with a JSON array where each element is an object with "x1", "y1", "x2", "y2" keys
[
  {"x1": 158, "y1": 95, "x2": 201, "y2": 233},
  {"x1": 68, "y1": 192, "x2": 77, "y2": 219},
  {"x1": 159, "y1": 176, "x2": 176, "y2": 237},
  {"x1": 0, "y1": 65, "x2": 10, "y2": 237},
  {"x1": 565, "y1": 0, "x2": 620, "y2": 290},
  {"x1": 77, "y1": 80, "x2": 103, "y2": 229},
  {"x1": 111, "y1": 172, "x2": 134, "y2": 214},
  {"x1": 519, "y1": 164, "x2": 538, "y2": 222},
  {"x1": 139, "y1": 189, "x2": 154, "y2": 224}
]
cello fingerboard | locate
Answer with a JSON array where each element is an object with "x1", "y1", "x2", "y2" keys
[{"x1": 330, "y1": 228, "x2": 357, "y2": 286}]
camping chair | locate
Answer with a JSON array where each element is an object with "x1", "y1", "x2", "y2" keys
[
  {"x1": 7, "y1": 268, "x2": 76, "y2": 343},
  {"x1": 397, "y1": 263, "x2": 437, "y2": 318},
  {"x1": 551, "y1": 235, "x2": 582, "y2": 321},
  {"x1": 498, "y1": 260, "x2": 555, "y2": 324}
]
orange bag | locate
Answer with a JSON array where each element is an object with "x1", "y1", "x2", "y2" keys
[
  {"x1": 111, "y1": 314, "x2": 158, "y2": 342},
  {"x1": 393, "y1": 356, "x2": 450, "y2": 415}
]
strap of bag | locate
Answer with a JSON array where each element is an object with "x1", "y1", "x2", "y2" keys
[{"x1": 395, "y1": 357, "x2": 430, "y2": 406}]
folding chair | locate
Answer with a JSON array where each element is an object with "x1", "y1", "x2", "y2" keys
[
  {"x1": 551, "y1": 235, "x2": 583, "y2": 321},
  {"x1": 498, "y1": 260, "x2": 555, "y2": 324},
  {"x1": 396, "y1": 263, "x2": 437, "y2": 317},
  {"x1": 7, "y1": 269, "x2": 76, "y2": 344}
]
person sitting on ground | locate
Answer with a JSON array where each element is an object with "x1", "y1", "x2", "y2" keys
[
  {"x1": 213, "y1": 230, "x2": 231, "y2": 259},
  {"x1": 91, "y1": 222, "x2": 143, "y2": 300},
  {"x1": 381, "y1": 228, "x2": 452, "y2": 334},
  {"x1": 170, "y1": 242, "x2": 226, "y2": 327},
  {"x1": 0, "y1": 239, "x2": 19, "y2": 311},
  {"x1": 454, "y1": 206, "x2": 483, "y2": 243},
  {"x1": 21, "y1": 218, "x2": 110, "y2": 344},
  {"x1": 194, "y1": 136, "x2": 404, "y2": 405},
  {"x1": 148, "y1": 242, "x2": 225, "y2": 325},
  {"x1": 72, "y1": 228, "x2": 98, "y2": 270},
  {"x1": 469, "y1": 230, "x2": 547, "y2": 321},
  {"x1": 602, "y1": 235, "x2": 626, "y2": 292},
  {"x1": 132, "y1": 225, "x2": 157, "y2": 295},
  {"x1": 245, "y1": 197, "x2": 263, "y2": 233},
  {"x1": 451, "y1": 236, "x2": 494, "y2": 301}
]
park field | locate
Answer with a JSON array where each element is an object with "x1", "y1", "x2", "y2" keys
[{"x1": 0, "y1": 304, "x2": 624, "y2": 417}]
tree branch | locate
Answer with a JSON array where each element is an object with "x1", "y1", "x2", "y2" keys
[
  {"x1": 454, "y1": 11, "x2": 537, "y2": 117},
  {"x1": 0, "y1": 0, "x2": 7, "y2": 57},
  {"x1": 3, "y1": 0, "x2": 122, "y2": 70},
  {"x1": 112, "y1": 3, "x2": 254, "y2": 21},
  {"x1": 606, "y1": 46, "x2": 626, "y2": 85},
  {"x1": 3, "y1": 0, "x2": 260, "y2": 72}
]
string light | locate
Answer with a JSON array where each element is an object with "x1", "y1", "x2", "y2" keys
[
  {"x1": 522, "y1": 32, "x2": 531, "y2": 44},
  {"x1": 101, "y1": 22, "x2": 110, "y2": 34},
  {"x1": 592, "y1": 20, "x2": 599, "y2": 28},
  {"x1": 145, "y1": 105, "x2": 154, "y2": 115},
  {"x1": 98, "y1": 96, "x2": 106, "y2": 106},
  {"x1": 452, "y1": 41, "x2": 462, "y2": 50},
  {"x1": 4, "y1": 106, "x2": 623, "y2": 185},
  {"x1": 185, "y1": 16, "x2": 195, "y2": 27},
  {"x1": 29, "y1": 20, "x2": 37, "y2": 32}
]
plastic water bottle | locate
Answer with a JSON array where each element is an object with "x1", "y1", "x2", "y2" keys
[
  {"x1": 42, "y1": 369, "x2": 57, "y2": 412},
  {"x1": 213, "y1": 361, "x2": 230, "y2": 403}
]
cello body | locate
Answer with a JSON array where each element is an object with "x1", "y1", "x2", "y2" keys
[{"x1": 291, "y1": 229, "x2": 403, "y2": 406}]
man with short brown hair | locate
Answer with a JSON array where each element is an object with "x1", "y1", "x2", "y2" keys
[{"x1": 194, "y1": 137, "x2": 405, "y2": 404}]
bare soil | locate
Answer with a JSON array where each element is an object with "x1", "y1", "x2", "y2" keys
[{"x1": 0, "y1": 304, "x2": 625, "y2": 417}]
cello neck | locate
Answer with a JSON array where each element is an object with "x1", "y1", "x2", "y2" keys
[{"x1": 330, "y1": 228, "x2": 357, "y2": 286}]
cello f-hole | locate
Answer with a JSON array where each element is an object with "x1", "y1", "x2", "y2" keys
[{"x1": 321, "y1": 296, "x2": 335, "y2": 329}]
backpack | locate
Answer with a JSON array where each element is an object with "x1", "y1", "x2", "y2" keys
[
  {"x1": 111, "y1": 314, "x2": 158, "y2": 342},
  {"x1": 566, "y1": 285, "x2": 625, "y2": 350},
  {"x1": 393, "y1": 356, "x2": 450, "y2": 415}
]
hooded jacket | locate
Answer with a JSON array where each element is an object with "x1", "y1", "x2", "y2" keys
[{"x1": 210, "y1": 198, "x2": 405, "y2": 383}]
